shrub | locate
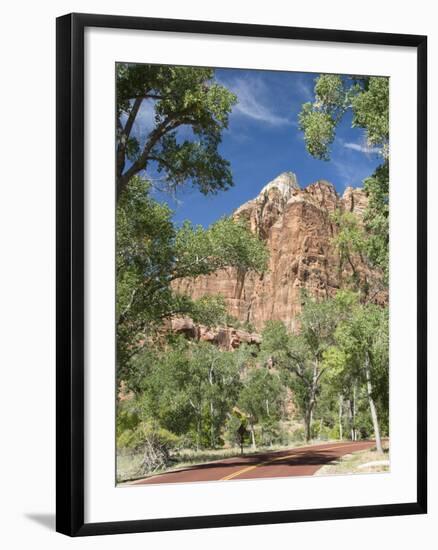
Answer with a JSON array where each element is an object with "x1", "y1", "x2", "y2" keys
[
  {"x1": 140, "y1": 426, "x2": 179, "y2": 474},
  {"x1": 291, "y1": 426, "x2": 306, "y2": 442}
]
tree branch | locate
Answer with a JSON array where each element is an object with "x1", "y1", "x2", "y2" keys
[
  {"x1": 116, "y1": 107, "x2": 200, "y2": 200},
  {"x1": 124, "y1": 98, "x2": 143, "y2": 141},
  {"x1": 117, "y1": 116, "x2": 180, "y2": 199},
  {"x1": 116, "y1": 97, "x2": 143, "y2": 178}
]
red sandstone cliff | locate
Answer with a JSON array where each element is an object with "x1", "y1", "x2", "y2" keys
[{"x1": 173, "y1": 172, "x2": 385, "y2": 334}]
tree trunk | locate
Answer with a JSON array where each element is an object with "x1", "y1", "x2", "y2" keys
[
  {"x1": 338, "y1": 394, "x2": 344, "y2": 440},
  {"x1": 347, "y1": 384, "x2": 358, "y2": 441},
  {"x1": 304, "y1": 364, "x2": 319, "y2": 442},
  {"x1": 304, "y1": 405, "x2": 314, "y2": 442},
  {"x1": 250, "y1": 423, "x2": 256, "y2": 450},
  {"x1": 304, "y1": 414, "x2": 310, "y2": 443},
  {"x1": 210, "y1": 401, "x2": 215, "y2": 448},
  {"x1": 347, "y1": 397, "x2": 355, "y2": 441},
  {"x1": 364, "y1": 352, "x2": 383, "y2": 454},
  {"x1": 352, "y1": 382, "x2": 357, "y2": 441},
  {"x1": 196, "y1": 416, "x2": 201, "y2": 452},
  {"x1": 209, "y1": 366, "x2": 215, "y2": 448}
]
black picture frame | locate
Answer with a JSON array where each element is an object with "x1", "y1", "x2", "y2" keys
[{"x1": 56, "y1": 12, "x2": 427, "y2": 537}]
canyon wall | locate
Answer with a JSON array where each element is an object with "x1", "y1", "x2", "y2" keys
[{"x1": 173, "y1": 172, "x2": 384, "y2": 333}]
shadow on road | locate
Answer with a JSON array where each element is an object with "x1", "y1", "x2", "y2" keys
[{"x1": 139, "y1": 448, "x2": 353, "y2": 480}]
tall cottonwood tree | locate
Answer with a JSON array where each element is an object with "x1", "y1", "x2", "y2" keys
[
  {"x1": 327, "y1": 303, "x2": 389, "y2": 453},
  {"x1": 238, "y1": 368, "x2": 284, "y2": 449},
  {"x1": 261, "y1": 293, "x2": 354, "y2": 441},
  {"x1": 116, "y1": 64, "x2": 237, "y2": 200}
]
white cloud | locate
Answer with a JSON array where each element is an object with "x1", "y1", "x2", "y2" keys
[
  {"x1": 332, "y1": 157, "x2": 376, "y2": 190},
  {"x1": 294, "y1": 76, "x2": 314, "y2": 102},
  {"x1": 343, "y1": 142, "x2": 381, "y2": 155},
  {"x1": 120, "y1": 99, "x2": 156, "y2": 144},
  {"x1": 132, "y1": 100, "x2": 156, "y2": 135},
  {"x1": 224, "y1": 76, "x2": 291, "y2": 126}
]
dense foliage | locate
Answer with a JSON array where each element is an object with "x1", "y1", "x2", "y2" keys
[
  {"x1": 298, "y1": 75, "x2": 389, "y2": 161},
  {"x1": 116, "y1": 64, "x2": 237, "y2": 200},
  {"x1": 117, "y1": 292, "x2": 389, "y2": 478}
]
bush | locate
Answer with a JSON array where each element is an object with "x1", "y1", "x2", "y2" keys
[
  {"x1": 140, "y1": 426, "x2": 179, "y2": 474},
  {"x1": 258, "y1": 419, "x2": 281, "y2": 447},
  {"x1": 291, "y1": 426, "x2": 306, "y2": 442},
  {"x1": 117, "y1": 403, "x2": 180, "y2": 475},
  {"x1": 312, "y1": 422, "x2": 337, "y2": 441},
  {"x1": 116, "y1": 400, "x2": 142, "y2": 451}
]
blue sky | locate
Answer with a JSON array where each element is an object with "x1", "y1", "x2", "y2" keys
[{"x1": 132, "y1": 68, "x2": 382, "y2": 228}]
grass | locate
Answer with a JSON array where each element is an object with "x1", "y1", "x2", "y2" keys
[
  {"x1": 117, "y1": 453, "x2": 145, "y2": 483},
  {"x1": 315, "y1": 441, "x2": 390, "y2": 476}
]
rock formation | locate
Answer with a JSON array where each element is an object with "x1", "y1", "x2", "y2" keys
[
  {"x1": 172, "y1": 172, "x2": 385, "y2": 334},
  {"x1": 170, "y1": 317, "x2": 261, "y2": 349}
]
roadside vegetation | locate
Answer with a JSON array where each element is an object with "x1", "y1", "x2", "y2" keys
[
  {"x1": 115, "y1": 65, "x2": 390, "y2": 483},
  {"x1": 315, "y1": 441, "x2": 390, "y2": 476}
]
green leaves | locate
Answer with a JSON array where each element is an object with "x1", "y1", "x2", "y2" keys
[
  {"x1": 116, "y1": 177, "x2": 268, "y2": 377},
  {"x1": 330, "y1": 168, "x2": 389, "y2": 285},
  {"x1": 260, "y1": 292, "x2": 385, "y2": 443},
  {"x1": 298, "y1": 74, "x2": 388, "y2": 161},
  {"x1": 298, "y1": 75, "x2": 346, "y2": 161},
  {"x1": 298, "y1": 103, "x2": 336, "y2": 161},
  {"x1": 238, "y1": 368, "x2": 284, "y2": 424},
  {"x1": 322, "y1": 346, "x2": 348, "y2": 382},
  {"x1": 132, "y1": 339, "x2": 245, "y2": 449},
  {"x1": 118, "y1": 290, "x2": 389, "y2": 456},
  {"x1": 331, "y1": 302, "x2": 389, "y2": 390},
  {"x1": 331, "y1": 210, "x2": 366, "y2": 256},
  {"x1": 351, "y1": 77, "x2": 389, "y2": 153},
  {"x1": 155, "y1": 133, "x2": 233, "y2": 196},
  {"x1": 174, "y1": 216, "x2": 268, "y2": 279},
  {"x1": 190, "y1": 295, "x2": 228, "y2": 328},
  {"x1": 116, "y1": 63, "x2": 237, "y2": 199},
  {"x1": 363, "y1": 162, "x2": 389, "y2": 281},
  {"x1": 314, "y1": 74, "x2": 345, "y2": 115},
  {"x1": 293, "y1": 292, "x2": 359, "y2": 364}
]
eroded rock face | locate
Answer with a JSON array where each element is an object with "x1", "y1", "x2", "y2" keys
[
  {"x1": 170, "y1": 317, "x2": 261, "y2": 350},
  {"x1": 233, "y1": 172, "x2": 300, "y2": 238},
  {"x1": 173, "y1": 173, "x2": 385, "y2": 333}
]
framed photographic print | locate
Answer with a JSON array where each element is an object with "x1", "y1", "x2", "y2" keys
[{"x1": 56, "y1": 13, "x2": 427, "y2": 536}]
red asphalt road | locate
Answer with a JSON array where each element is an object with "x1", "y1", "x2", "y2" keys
[{"x1": 130, "y1": 440, "x2": 376, "y2": 486}]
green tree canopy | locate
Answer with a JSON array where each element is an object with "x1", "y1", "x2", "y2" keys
[
  {"x1": 261, "y1": 292, "x2": 358, "y2": 441},
  {"x1": 238, "y1": 367, "x2": 285, "y2": 448},
  {"x1": 298, "y1": 75, "x2": 389, "y2": 161},
  {"x1": 131, "y1": 338, "x2": 249, "y2": 449},
  {"x1": 116, "y1": 64, "x2": 237, "y2": 199},
  {"x1": 326, "y1": 302, "x2": 389, "y2": 451},
  {"x1": 363, "y1": 162, "x2": 389, "y2": 281},
  {"x1": 117, "y1": 177, "x2": 268, "y2": 379}
]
